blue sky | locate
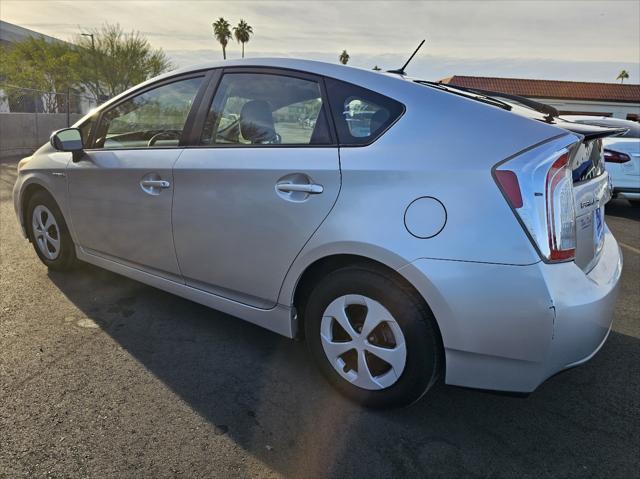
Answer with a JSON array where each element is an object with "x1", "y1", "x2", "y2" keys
[{"x1": 2, "y1": 0, "x2": 639, "y2": 83}]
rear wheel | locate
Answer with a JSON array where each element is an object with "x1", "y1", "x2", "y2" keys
[
  {"x1": 304, "y1": 265, "x2": 441, "y2": 408},
  {"x1": 26, "y1": 190, "x2": 77, "y2": 271}
]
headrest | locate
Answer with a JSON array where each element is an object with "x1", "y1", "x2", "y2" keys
[{"x1": 240, "y1": 100, "x2": 276, "y2": 143}]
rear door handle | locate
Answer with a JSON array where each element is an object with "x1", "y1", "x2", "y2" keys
[
  {"x1": 141, "y1": 180, "x2": 170, "y2": 188},
  {"x1": 276, "y1": 183, "x2": 323, "y2": 194}
]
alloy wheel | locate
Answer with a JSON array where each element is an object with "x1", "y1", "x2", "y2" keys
[
  {"x1": 320, "y1": 294, "x2": 407, "y2": 390},
  {"x1": 32, "y1": 205, "x2": 61, "y2": 260}
]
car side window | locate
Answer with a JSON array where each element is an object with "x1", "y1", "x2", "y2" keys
[
  {"x1": 200, "y1": 72, "x2": 331, "y2": 145},
  {"x1": 325, "y1": 78, "x2": 404, "y2": 145},
  {"x1": 92, "y1": 76, "x2": 204, "y2": 149}
]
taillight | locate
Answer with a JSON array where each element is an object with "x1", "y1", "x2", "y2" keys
[
  {"x1": 494, "y1": 170, "x2": 523, "y2": 208},
  {"x1": 604, "y1": 149, "x2": 631, "y2": 163},
  {"x1": 494, "y1": 142, "x2": 578, "y2": 264},
  {"x1": 544, "y1": 153, "x2": 576, "y2": 261}
]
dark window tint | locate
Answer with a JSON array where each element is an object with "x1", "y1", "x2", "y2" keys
[
  {"x1": 325, "y1": 78, "x2": 404, "y2": 145},
  {"x1": 93, "y1": 76, "x2": 203, "y2": 149},
  {"x1": 200, "y1": 73, "x2": 332, "y2": 146},
  {"x1": 572, "y1": 140, "x2": 605, "y2": 183}
]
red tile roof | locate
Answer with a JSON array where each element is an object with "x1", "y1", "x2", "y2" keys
[{"x1": 439, "y1": 76, "x2": 640, "y2": 103}]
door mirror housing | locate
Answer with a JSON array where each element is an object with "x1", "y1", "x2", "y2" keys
[{"x1": 50, "y1": 128, "x2": 83, "y2": 152}]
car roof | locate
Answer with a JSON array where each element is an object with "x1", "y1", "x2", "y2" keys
[
  {"x1": 89, "y1": 57, "x2": 409, "y2": 115},
  {"x1": 170, "y1": 57, "x2": 390, "y2": 78},
  {"x1": 157, "y1": 57, "x2": 414, "y2": 95}
]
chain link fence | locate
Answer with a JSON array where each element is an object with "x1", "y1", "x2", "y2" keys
[{"x1": 0, "y1": 84, "x2": 99, "y2": 159}]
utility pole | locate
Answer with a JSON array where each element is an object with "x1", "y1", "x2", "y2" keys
[
  {"x1": 66, "y1": 87, "x2": 70, "y2": 126},
  {"x1": 81, "y1": 33, "x2": 98, "y2": 103}
]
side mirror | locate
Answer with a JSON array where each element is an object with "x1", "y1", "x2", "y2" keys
[{"x1": 50, "y1": 128, "x2": 83, "y2": 152}]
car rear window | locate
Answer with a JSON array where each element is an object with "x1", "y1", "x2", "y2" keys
[{"x1": 325, "y1": 78, "x2": 404, "y2": 146}]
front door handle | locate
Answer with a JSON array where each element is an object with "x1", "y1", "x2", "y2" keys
[
  {"x1": 140, "y1": 174, "x2": 171, "y2": 195},
  {"x1": 141, "y1": 180, "x2": 170, "y2": 188},
  {"x1": 276, "y1": 183, "x2": 323, "y2": 194}
]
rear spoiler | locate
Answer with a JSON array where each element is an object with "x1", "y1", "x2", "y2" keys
[{"x1": 554, "y1": 121, "x2": 628, "y2": 141}]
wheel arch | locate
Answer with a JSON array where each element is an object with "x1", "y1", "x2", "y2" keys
[
  {"x1": 20, "y1": 182, "x2": 54, "y2": 237},
  {"x1": 290, "y1": 253, "x2": 445, "y2": 355}
]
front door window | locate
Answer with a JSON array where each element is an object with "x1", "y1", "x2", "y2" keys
[{"x1": 93, "y1": 76, "x2": 203, "y2": 149}]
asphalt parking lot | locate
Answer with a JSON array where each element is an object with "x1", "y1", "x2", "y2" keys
[{"x1": 1, "y1": 158, "x2": 638, "y2": 478}]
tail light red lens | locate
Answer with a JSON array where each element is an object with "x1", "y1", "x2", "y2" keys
[
  {"x1": 545, "y1": 153, "x2": 576, "y2": 261},
  {"x1": 494, "y1": 145, "x2": 577, "y2": 264},
  {"x1": 494, "y1": 170, "x2": 523, "y2": 208},
  {"x1": 604, "y1": 149, "x2": 631, "y2": 163}
]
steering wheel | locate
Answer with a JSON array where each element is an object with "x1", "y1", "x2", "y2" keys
[{"x1": 147, "y1": 130, "x2": 181, "y2": 147}]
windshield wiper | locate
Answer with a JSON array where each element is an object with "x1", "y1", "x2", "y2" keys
[{"x1": 415, "y1": 80, "x2": 512, "y2": 112}]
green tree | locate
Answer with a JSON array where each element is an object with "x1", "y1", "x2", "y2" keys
[
  {"x1": 0, "y1": 37, "x2": 80, "y2": 112},
  {"x1": 339, "y1": 50, "x2": 350, "y2": 65},
  {"x1": 74, "y1": 23, "x2": 171, "y2": 100},
  {"x1": 233, "y1": 19, "x2": 253, "y2": 58},
  {"x1": 213, "y1": 17, "x2": 232, "y2": 59},
  {"x1": 616, "y1": 69, "x2": 630, "y2": 84}
]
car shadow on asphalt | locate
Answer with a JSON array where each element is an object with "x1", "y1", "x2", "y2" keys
[
  {"x1": 605, "y1": 199, "x2": 640, "y2": 221},
  {"x1": 47, "y1": 263, "x2": 639, "y2": 478}
]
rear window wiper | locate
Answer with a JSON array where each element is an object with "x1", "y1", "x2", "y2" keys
[
  {"x1": 440, "y1": 84, "x2": 560, "y2": 121},
  {"x1": 415, "y1": 80, "x2": 512, "y2": 112},
  {"x1": 417, "y1": 80, "x2": 563, "y2": 122}
]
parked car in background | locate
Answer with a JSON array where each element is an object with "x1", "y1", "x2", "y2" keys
[
  {"x1": 560, "y1": 116, "x2": 640, "y2": 207},
  {"x1": 13, "y1": 59, "x2": 624, "y2": 407}
]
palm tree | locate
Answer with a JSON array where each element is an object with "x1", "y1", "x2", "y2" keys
[
  {"x1": 339, "y1": 50, "x2": 350, "y2": 65},
  {"x1": 212, "y1": 17, "x2": 232, "y2": 59},
  {"x1": 616, "y1": 69, "x2": 630, "y2": 84},
  {"x1": 233, "y1": 19, "x2": 253, "y2": 58}
]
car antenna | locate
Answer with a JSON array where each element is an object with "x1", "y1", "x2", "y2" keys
[{"x1": 387, "y1": 39, "x2": 426, "y2": 76}]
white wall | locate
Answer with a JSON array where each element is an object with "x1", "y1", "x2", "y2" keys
[{"x1": 0, "y1": 112, "x2": 83, "y2": 158}]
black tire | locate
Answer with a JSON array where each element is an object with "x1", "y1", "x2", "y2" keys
[
  {"x1": 630, "y1": 200, "x2": 640, "y2": 208},
  {"x1": 304, "y1": 264, "x2": 442, "y2": 408},
  {"x1": 26, "y1": 190, "x2": 77, "y2": 271}
]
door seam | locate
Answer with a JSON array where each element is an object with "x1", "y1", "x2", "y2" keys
[{"x1": 169, "y1": 148, "x2": 188, "y2": 284}]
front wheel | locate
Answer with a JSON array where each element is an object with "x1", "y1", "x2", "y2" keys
[
  {"x1": 26, "y1": 190, "x2": 77, "y2": 271},
  {"x1": 304, "y1": 265, "x2": 442, "y2": 408}
]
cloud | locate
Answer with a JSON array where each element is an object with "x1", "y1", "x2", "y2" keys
[
  {"x1": 165, "y1": 48, "x2": 640, "y2": 83},
  {"x1": 3, "y1": 0, "x2": 639, "y2": 83}
]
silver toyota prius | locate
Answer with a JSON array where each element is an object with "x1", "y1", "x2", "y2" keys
[{"x1": 12, "y1": 58, "x2": 623, "y2": 407}]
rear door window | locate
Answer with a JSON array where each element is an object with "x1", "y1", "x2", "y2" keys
[
  {"x1": 200, "y1": 72, "x2": 332, "y2": 146},
  {"x1": 325, "y1": 78, "x2": 404, "y2": 145}
]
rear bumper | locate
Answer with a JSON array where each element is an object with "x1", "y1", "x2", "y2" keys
[
  {"x1": 541, "y1": 228, "x2": 622, "y2": 378},
  {"x1": 399, "y1": 228, "x2": 622, "y2": 393}
]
